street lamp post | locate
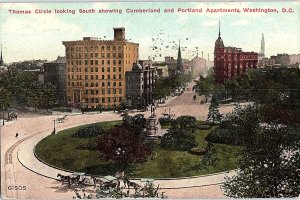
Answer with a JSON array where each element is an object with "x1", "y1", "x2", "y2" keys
[
  {"x1": 116, "y1": 147, "x2": 126, "y2": 171},
  {"x1": 2, "y1": 109, "x2": 5, "y2": 126},
  {"x1": 168, "y1": 107, "x2": 171, "y2": 118},
  {"x1": 52, "y1": 119, "x2": 56, "y2": 134},
  {"x1": 113, "y1": 97, "x2": 117, "y2": 113}
]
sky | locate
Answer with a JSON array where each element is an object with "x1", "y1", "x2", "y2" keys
[{"x1": 0, "y1": 1, "x2": 300, "y2": 63}]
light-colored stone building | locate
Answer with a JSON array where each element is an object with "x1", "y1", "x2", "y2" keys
[{"x1": 62, "y1": 28, "x2": 139, "y2": 109}]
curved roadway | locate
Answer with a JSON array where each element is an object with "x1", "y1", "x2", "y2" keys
[{"x1": 1, "y1": 82, "x2": 237, "y2": 199}]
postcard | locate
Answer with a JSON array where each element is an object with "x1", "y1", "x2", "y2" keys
[{"x1": 0, "y1": 1, "x2": 299, "y2": 199}]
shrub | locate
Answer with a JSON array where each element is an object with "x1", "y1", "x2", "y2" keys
[
  {"x1": 205, "y1": 128, "x2": 241, "y2": 145},
  {"x1": 159, "y1": 117, "x2": 173, "y2": 125},
  {"x1": 197, "y1": 124, "x2": 211, "y2": 130},
  {"x1": 160, "y1": 129, "x2": 197, "y2": 151},
  {"x1": 72, "y1": 125, "x2": 104, "y2": 138},
  {"x1": 189, "y1": 147, "x2": 207, "y2": 155}
]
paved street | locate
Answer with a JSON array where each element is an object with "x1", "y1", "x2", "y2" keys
[{"x1": 1, "y1": 82, "x2": 237, "y2": 199}]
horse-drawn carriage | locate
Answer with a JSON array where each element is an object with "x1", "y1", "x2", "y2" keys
[{"x1": 56, "y1": 115, "x2": 67, "y2": 123}]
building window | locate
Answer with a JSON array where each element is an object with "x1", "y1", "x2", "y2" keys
[
  {"x1": 113, "y1": 67, "x2": 116, "y2": 72},
  {"x1": 96, "y1": 82, "x2": 99, "y2": 87},
  {"x1": 95, "y1": 75, "x2": 98, "y2": 79},
  {"x1": 107, "y1": 53, "x2": 110, "y2": 58},
  {"x1": 85, "y1": 75, "x2": 88, "y2": 80},
  {"x1": 102, "y1": 60, "x2": 105, "y2": 65},
  {"x1": 102, "y1": 82, "x2": 105, "y2": 87},
  {"x1": 85, "y1": 60, "x2": 88, "y2": 65},
  {"x1": 107, "y1": 46, "x2": 110, "y2": 51},
  {"x1": 119, "y1": 89, "x2": 122, "y2": 94},
  {"x1": 118, "y1": 53, "x2": 122, "y2": 58},
  {"x1": 90, "y1": 53, "x2": 93, "y2": 58},
  {"x1": 91, "y1": 82, "x2": 94, "y2": 87},
  {"x1": 108, "y1": 97, "x2": 111, "y2": 102},
  {"x1": 95, "y1": 60, "x2": 98, "y2": 65},
  {"x1": 95, "y1": 53, "x2": 98, "y2": 58},
  {"x1": 119, "y1": 66, "x2": 122, "y2": 71},
  {"x1": 108, "y1": 89, "x2": 110, "y2": 94},
  {"x1": 108, "y1": 82, "x2": 111, "y2": 87},
  {"x1": 107, "y1": 67, "x2": 110, "y2": 72},
  {"x1": 91, "y1": 68, "x2": 94, "y2": 72},
  {"x1": 102, "y1": 75, "x2": 105, "y2": 79},
  {"x1": 102, "y1": 97, "x2": 105, "y2": 103},
  {"x1": 91, "y1": 90, "x2": 94, "y2": 95},
  {"x1": 85, "y1": 90, "x2": 88, "y2": 95},
  {"x1": 107, "y1": 60, "x2": 110, "y2": 65},
  {"x1": 113, "y1": 75, "x2": 116, "y2": 79},
  {"x1": 113, "y1": 82, "x2": 116, "y2": 87},
  {"x1": 108, "y1": 75, "x2": 110, "y2": 79},
  {"x1": 119, "y1": 74, "x2": 122, "y2": 79},
  {"x1": 102, "y1": 67, "x2": 105, "y2": 72},
  {"x1": 91, "y1": 60, "x2": 94, "y2": 65},
  {"x1": 101, "y1": 53, "x2": 105, "y2": 58},
  {"x1": 91, "y1": 75, "x2": 94, "y2": 80},
  {"x1": 95, "y1": 67, "x2": 98, "y2": 72},
  {"x1": 85, "y1": 82, "x2": 88, "y2": 87},
  {"x1": 102, "y1": 89, "x2": 105, "y2": 94},
  {"x1": 101, "y1": 46, "x2": 104, "y2": 51},
  {"x1": 119, "y1": 82, "x2": 122, "y2": 86},
  {"x1": 119, "y1": 60, "x2": 121, "y2": 65}
]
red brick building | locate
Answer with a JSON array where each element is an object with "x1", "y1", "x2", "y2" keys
[{"x1": 214, "y1": 22, "x2": 258, "y2": 83}]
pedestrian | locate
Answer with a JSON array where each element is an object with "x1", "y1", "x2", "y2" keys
[{"x1": 15, "y1": 132, "x2": 19, "y2": 138}]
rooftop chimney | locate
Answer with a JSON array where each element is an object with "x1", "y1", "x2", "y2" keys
[{"x1": 114, "y1": 27, "x2": 125, "y2": 41}]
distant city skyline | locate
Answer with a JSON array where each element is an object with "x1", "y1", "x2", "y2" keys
[{"x1": 0, "y1": 1, "x2": 299, "y2": 63}]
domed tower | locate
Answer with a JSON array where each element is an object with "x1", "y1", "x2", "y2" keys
[{"x1": 214, "y1": 21, "x2": 226, "y2": 83}]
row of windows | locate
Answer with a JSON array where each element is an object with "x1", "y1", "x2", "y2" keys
[
  {"x1": 66, "y1": 52, "x2": 123, "y2": 59},
  {"x1": 67, "y1": 59, "x2": 122, "y2": 66},
  {"x1": 67, "y1": 66, "x2": 122, "y2": 73},
  {"x1": 67, "y1": 45, "x2": 122, "y2": 52},
  {"x1": 68, "y1": 81, "x2": 123, "y2": 87},
  {"x1": 68, "y1": 74, "x2": 122, "y2": 80},
  {"x1": 68, "y1": 97, "x2": 123, "y2": 104},
  {"x1": 84, "y1": 89, "x2": 122, "y2": 95},
  {"x1": 66, "y1": 45, "x2": 137, "y2": 53}
]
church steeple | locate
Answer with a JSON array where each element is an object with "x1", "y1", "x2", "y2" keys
[
  {"x1": 261, "y1": 33, "x2": 265, "y2": 55},
  {"x1": 218, "y1": 21, "x2": 221, "y2": 38},
  {"x1": 0, "y1": 44, "x2": 3, "y2": 65},
  {"x1": 177, "y1": 39, "x2": 183, "y2": 72},
  {"x1": 215, "y1": 21, "x2": 224, "y2": 49}
]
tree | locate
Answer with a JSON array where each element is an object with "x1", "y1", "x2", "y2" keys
[
  {"x1": 97, "y1": 126, "x2": 152, "y2": 167},
  {"x1": 160, "y1": 129, "x2": 197, "y2": 151},
  {"x1": 201, "y1": 142, "x2": 218, "y2": 166},
  {"x1": 206, "y1": 95, "x2": 222, "y2": 125},
  {"x1": 222, "y1": 126, "x2": 300, "y2": 198},
  {"x1": 171, "y1": 115, "x2": 197, "y2": 133}
]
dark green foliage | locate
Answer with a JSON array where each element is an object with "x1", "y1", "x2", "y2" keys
[
  {"x1": 201, "y1": 142, "x2": 218, "y2": 166},
  {"x1": 206, "y1": 95, "x2": 222, "y2": 125},
  {"x1": 160, "y1": 129, "x2": 197, "y2": 151},
  {"x1": 0, "y1": 68, "x2": 56, "y2": 110},
  {"x1": 206, "y1": 105, "x2": 260, "y2": 145},
  {"x1": 222, "y1": 126, "x2": 300, "y2": 198},
  {"x1": 197, "y1": 124, "x2": 211, "y2": 130},
  {"x1": 189, "y1": 147, "x2": 206, "y2": 155},
  {"x1": 158, "y1": 117, "x2": 173, "y2": 125},
  {"x1": 171, "y1": 115, "x2": 197, "y2": 133},
  {"x1": 122, "y1": 114, "x2": 146, "y2": 131},
  {"x1": 225, "y1": 68, "x2": 300, "y2": 107},
  {"x1": 72, "y1": 125, "x2": 104, "y2": 138}
]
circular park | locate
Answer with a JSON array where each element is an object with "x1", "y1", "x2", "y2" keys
[{"x1": 35, "y1": 115, "x2": 240, "y2": 179}]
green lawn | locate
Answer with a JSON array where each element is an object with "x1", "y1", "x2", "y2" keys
[{"x1": 35, "y1": 121, "x2": 240, "y2": 178}]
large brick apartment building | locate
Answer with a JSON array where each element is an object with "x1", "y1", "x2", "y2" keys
[
  {"x1": 62, "y1": 28, "x2": 139, "y2": 108},
  {"x1": 214, "y1": 22, "x2": 258, "y2": 83}
]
